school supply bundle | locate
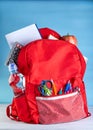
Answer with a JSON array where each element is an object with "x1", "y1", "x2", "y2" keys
[{"x1": 5, "y1": 25, "x2": 90, "y2": 124}]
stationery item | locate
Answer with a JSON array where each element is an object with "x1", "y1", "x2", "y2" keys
[
  {"x1": 5, "y1": 24, "x2": 42, "y2": 48},
  {"x1": 48, "y1": 34, "x2": 58, "y2": 40},
  {"x1": 38, "y1": 80, "x2": 52, "y2": 96},
  {"x1": 5, "y1": 42, "x2": 23, "y2": 66},
  {"x1": 73, "y1": 86, "x2": 80, "y2": 93},
  {"x1": 51, "y1": 79, "x2": 57, "y2": 95},
  {"x1": 64, "y1": 81, "x2": 72, "y2": 94},
  {"x1": 58, "y1": 88, "x2": 62, "y2": 95}
]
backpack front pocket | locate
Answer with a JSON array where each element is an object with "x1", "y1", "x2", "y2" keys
[{"x1": 36, "y1": 91, "x2": 86, "y2": 124}]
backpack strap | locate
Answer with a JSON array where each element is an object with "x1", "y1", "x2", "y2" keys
[
  {"x1": 6, "y1": 93, "x2": 37, "y2": 123},
  {"x1": 39, "y1": 27, "x2": 61, "y2": 39},
  {"x1": 6, "y1": 100, "x2": 20, "y2": 121}
]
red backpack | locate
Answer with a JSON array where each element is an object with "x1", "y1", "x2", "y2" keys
[{"x1": 6, "y1": 28, "x2": 90, "y2": 124}]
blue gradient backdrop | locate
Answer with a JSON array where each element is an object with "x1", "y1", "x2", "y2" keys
[{"x1": 0, "y1": 0, "x2": 93, "y2": 105}]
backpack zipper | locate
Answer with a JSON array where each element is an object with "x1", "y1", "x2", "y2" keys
[{"x1": 36, "y1": 91, "x2": 79, "y2": 101}]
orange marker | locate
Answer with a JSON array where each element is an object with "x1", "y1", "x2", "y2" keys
[{"x1": 51, "y1": 79, "x2": 57, "y2": 95}]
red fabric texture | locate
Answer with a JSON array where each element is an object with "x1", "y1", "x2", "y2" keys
[
  {"x1": 6, "y1": 94, "x2": 32, "y2": 123},
  {"x1": 36, "y1": 91, "x2": 86, "y2": 124},
  {"x1": 6, "y1": 27, "x2": 89, "y2": 124},
  {"x1": 6, "y1": 99, "x2": 19, "y2": 121},
  {"x1": 39, "y1": 27, "x2": 61, "y2": 39},
  {"x1": 14, "y1": 94, "x2": 32, "y2": 123}
]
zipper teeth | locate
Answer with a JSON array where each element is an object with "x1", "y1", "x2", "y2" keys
[{"x1": 36, "y1": 91, "x2": 78, "y2": 101}]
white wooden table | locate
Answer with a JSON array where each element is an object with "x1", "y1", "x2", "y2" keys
[{"x1": 0, "y1": 104, "x2": 93, "y2": 130}]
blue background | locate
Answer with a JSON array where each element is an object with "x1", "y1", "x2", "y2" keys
[{"x1": 0, "y1": 0, "x2": 93, "y2": 105}]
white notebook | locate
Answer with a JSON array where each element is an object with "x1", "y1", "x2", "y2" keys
[{"x1": 5, "y1": 24, "x2": 42, "y2": 48}]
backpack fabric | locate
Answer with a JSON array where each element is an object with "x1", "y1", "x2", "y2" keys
[{"x1": 6, "y1": 28, "x2": 90, "y2": 124}]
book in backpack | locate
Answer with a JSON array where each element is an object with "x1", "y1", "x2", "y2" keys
[{"x1": 5, "y1": 26, "x2": 90, "y2": 124}]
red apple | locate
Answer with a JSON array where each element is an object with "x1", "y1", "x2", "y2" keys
[{"x1": 61, "y1": 34, "x2": 78, "y2": 46}]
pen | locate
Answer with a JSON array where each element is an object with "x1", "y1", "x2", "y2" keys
[{"x1": 64, "y1": 80, "x2": 72, "y2": 94}]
